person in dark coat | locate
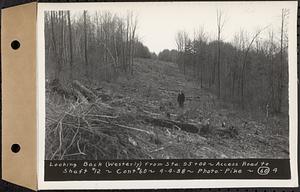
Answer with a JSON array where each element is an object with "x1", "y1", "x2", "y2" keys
[{"x1": 177, "y1": 90, "x2": 185, "y2": 108}]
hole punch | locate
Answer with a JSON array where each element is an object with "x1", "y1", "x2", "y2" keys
[
  {"x1": 11, "y1": 144, "x2": 21, "y2": 153},
  {"x1": 11, "y1": 40, "x2": 20, "y2": 50}
]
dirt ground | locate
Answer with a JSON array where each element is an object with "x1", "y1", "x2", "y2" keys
[{"x1": 45, "y1": 58, "x2": 289, "y2": 160}]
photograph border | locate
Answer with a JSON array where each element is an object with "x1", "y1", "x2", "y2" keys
[{"x1": 37, "y1": 1, "x2": 298, "y2": 190}]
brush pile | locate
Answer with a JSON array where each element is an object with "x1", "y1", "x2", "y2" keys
[
  {"x1": 45, "y1": 80, "x2": 212, "y2": 160},
  {"x1": 46, "y1": 80, "x2": 154, "y2": 160}
]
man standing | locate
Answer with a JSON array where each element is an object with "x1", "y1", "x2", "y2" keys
[{"x1": 177, "y1": 90, "x2": 185, "y2": 108}]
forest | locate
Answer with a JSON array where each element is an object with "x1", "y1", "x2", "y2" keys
[
  {"x1": 164, "y1": 10, "x2": 289, "y2": 115},
  {"x1": 45, "y1": 9, "x2": 290, "y2": 160},
  {"x1": 45, "y1": 11, "x2": 153, "y2": 84}
]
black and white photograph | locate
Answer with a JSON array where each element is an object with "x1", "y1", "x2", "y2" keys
[{"x1": 37, "y1": 1, "x2": 298, "y2": 189}]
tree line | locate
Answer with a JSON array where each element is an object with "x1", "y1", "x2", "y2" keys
[
  {"x1": 45, "y1": 9, "x2": 289, "y2": 115},
  {"x1": 45, "y1": 10, "x2": 153, "y2": 84},
  {"x1": 158, "y1": 49, "x2": 178, "y2": 63},
  {"x1": 164, "y1": 9, "x2": 289, "y2": 115}
]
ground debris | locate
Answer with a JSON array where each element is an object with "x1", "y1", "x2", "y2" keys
[
  {"x1": 46, "y1": 59, "x2": 289, "y2": 160},
  {"x1": 72, "y1": 80, "x2": 97, "y2": 102},
  {"x1": 142, "y1": 115, "x2": 201, "y2": 134}
]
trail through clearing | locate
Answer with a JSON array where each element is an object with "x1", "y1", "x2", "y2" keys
[{"x1": 46, "y1": 58, "x2": 289, "y2": 159}]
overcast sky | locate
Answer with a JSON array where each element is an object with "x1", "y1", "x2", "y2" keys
[{"x1": 46, "y1": 1, "x2": 297, "y2": 54}]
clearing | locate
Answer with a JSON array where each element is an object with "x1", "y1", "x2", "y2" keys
[{"x1": 45, "y1": 58, "x2": 289, "y2": 160}]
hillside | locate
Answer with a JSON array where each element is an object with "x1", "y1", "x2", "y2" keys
[{"x1": 45, "y1": 58, "x2": 289, "y2": 160}]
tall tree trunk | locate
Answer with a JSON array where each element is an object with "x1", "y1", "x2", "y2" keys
[
  {"x1": 268, "y1": 30, "x2": 275, "y2": 114},
  {"x1": 277, "y1": 9, "x2": 286, "y2": 113},
  {"x1": 232, "y1": 71, "x2": 235, "y2": 97},
  {"x1": 67, "y1": 11, "x2": 73, "y2": 81},
  {"x1": 200, "y1": 54, "x2": 203, "y2": 88},
  {"x1": 130, "y1": 19, "x2": 137, "y2": 75},
  {"x1": 126, "y1": 17, "x2": 130, "y2": 72},
  {"x1": 83, "y1": 11, "x2": 89, "y2": 79},
  {"x1": 208, "y1": 53, "x2": 212, "y2": 88},
  {"x1": 212, "y1": 54, "x2": 216, "y2": 85},
  {"x1": 50, "y1": 12, "x2": 60, "y2": 80},
  {"x1": 59, "y1": 11, "x2": 64, "y2": 73},
  {"x1": 217, "y1": 39, "x2": 221, "y2": 98},
  {"x1": 216, "y1": 10, "x2": 224, "y2": 98}
]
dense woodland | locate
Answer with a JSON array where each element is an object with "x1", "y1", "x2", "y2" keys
[
  {"x1": 158, "y1": 49, "x2": 178, "y2": 63},
  {"x1": 161, "y1": 10, "x2": 289, "y2": 115},
  {"x1": 45, "y1": 11, "x2": 152, "y2": 84}
]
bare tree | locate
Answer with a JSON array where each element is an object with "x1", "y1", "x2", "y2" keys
[
  {"x1": 50, "y1": 11, "x2": 60, "y2": 80},
  {"x1": 171, "y1": 9, "x2": 288, "y2": 115},
  {"x1": 130, "y1": 15, "x2": 138, "y2": 75},
  {"x1": 240, "y1": 26, "x2": 268, "y2": 106},
  {"x1": 175, "y1": 31, "x2": 189, "y2": 75},
  {"x1": 67, "y1": 11, "x2": 73, "y2": 81},
  {"x1": 83, "y1": 10, "x2": 89, "y2": 78},
  {"x1": 276, "y1": 8, "x2": 289, "y2": 113},
  {"x1": 194, "y1": 27, "x2": 208, "y2": 88},
  {"x1": 216, "y1": 9, "x2": 226, "y2": 98},
  {"x1": 267, "y1": 29, "x2": 276, "y2": 113}
]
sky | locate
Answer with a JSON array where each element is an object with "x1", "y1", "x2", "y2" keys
[{"x1": 46, "y1": 1, "x2": 297, "y2": 54}]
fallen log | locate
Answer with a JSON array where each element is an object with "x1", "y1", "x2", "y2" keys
[
  {"x1": 214, "y1": 126, "x2": 238, "y2": 138},
  {"x1": 141, "y1": 116, "x2": 200, "y2": 134},
  {"x1": 89, "y1": 118, "x2": 153, "y2": 135},
  {"x1": 72, "y1": 80, "x2": 97, "y2": 102}
]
